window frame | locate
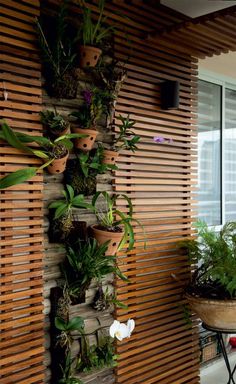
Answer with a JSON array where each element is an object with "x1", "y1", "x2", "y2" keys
[{"x1": 198, "y1": 69, "x2": 236, "y2": 229}]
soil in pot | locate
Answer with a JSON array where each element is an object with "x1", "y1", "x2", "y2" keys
[
  {"x1": 102, "y1": 149, "x2": 119, "y2": 165},
  {"x1": 72, "y1": 125, "x2": 98, "y2": 151},
  {"x1": 90, "y1": 224, "x2": 124, "y2": 256},
  {"x1": 79, "y1": 46, "x2": 102, "y2": 68}
]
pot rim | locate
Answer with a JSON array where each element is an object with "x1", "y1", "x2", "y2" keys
[
  {"x1": 185, "y1": 292, "x2": 236, "y2": 306},
  {"x1": 91, "y1": 223, "x2": 124, "y2": 237}
]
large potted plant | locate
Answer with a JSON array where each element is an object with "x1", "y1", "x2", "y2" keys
[
  {"x1": 179, "y1": 220, "x2": 236, "y2": 331},
  {"x1": 36, "y1": 2, "x2": 78, "y2": 98},
  {"x1": 102, "y1": 114, "x2": 140, "y2": 165},
  {"x1": 70, "y1": 87, "x2": 111, "y2": 151},
  {"x1": 78, "y1": 0, "x2": 114, "y2": 68},
  {"x1": 90, "y1": 191, "x2": 143, "y2": 255}
]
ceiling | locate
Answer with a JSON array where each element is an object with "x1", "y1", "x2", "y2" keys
[{"x1": 161, "y1": 0, "x2": 236, "y2": 18}]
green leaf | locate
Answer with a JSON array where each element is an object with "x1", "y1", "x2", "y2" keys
[
  {"x1": 66, "y1": 184, "x2": 74, "y2": 201},
  {"x1": 54, "y1": 203, "x2": 68, "y2": 219},
  {"x1": 67, "y1": 316, "x2": 84, "y2": 331},
  {"x1": 55, "y1": 317, "x2": 67, "y2": 331},
  {"x1": 48, "y1": 200, "x2": 65, "y2": 209},
  {"x1": 0, "y1": 167, "x2": 37, "y2": 189},
  {"x1": 1, "y1": 122, "x2": 33, "y2": 154}
]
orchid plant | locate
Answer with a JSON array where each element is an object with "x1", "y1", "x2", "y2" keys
[{"x1": 70, "y1": 87, "x2": 112, "y2": 129}]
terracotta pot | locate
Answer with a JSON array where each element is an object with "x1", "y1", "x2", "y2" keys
[
  {"x1": 91, "y1": 224, "x2": 124, "y2": 256},
  {"x1": 102, "y1": 149, "x2": 119, "y2": 165},
  {"x1": 47, "y1": 152, "x2": 69, "y2": 174},
  {"x1": 79, "y1": 46, "x2": 102, "y2": 68},
  {"x1": 72, "y1": 126, "x2": 98, "y2": 151},
  {"x1": 51, "y1": 123, "x2": 70, "y2": 138},
  {"x1": 185, "y1": 293, "x2": 236, "y2": 331}
]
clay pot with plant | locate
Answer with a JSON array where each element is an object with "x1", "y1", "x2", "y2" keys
[
  {"x1": 0, "y1": 122, "x2": 87, "y2": 190},
  {"x1": 91, "y1": 191, "x2": 144, "y2": 255},
  {"x1": 48, "y1": 184, "x2": 93, "y2": 243},
  {"x1": 40, "y1": 109, "x2": 70, "y2": 137},
  {"x1": 36, "y1": 2, "x2": 78, "y2": 99},
  {"x1": 179, "y1": 220, "x2": 236, "y2": 331},
  {"x1": 70, "y1": 87, "x2": 111, "y2": 151},
  {"x1": 64, "y1": 146, "x2": 117, "y2": 196},
  {"x1": 102, "y1": 114, "x2": 140, "y2": 165},
  {"x1": 78, "y1": 0, "x2": 114, "y2": 68},
  {"x1": 61, "y1": 238, "x2": 127, "y2": 304}
]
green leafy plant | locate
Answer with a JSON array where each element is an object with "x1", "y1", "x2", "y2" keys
[
  {"x1": 92, "y1": 191, "x2": 144, "y2": 251},
  {"x1": 0, "y1": 122, "x2": 85, "y2": 189},
  {"x1": 55, "y1": 316, "x2": 85, "y2": 351},
  {"x1": 40, "y1": 109, "x2": 69, "y2": 135},
  {"x1": 179, "y1": 220, "x2": 236, "y2": 299},
  {"x1": 36, "y1": 1, "x2": 78, "y2": 98},
  {"x1": 112, "y1": 114, "x2": 140, "y2": 153},
  {"x1": 48, "y1": 184, "x2": 93, "y2": 235},
  {"x1": 64, "y1": 146, "x2": 117, "y2": 195},
  {"x1": 78, "y1": 0, "x2": 114, "y2": 47},
  {"x1": 62, "y1": 238, "x2": 127, "y2": 303},
  {"x1": 59, "y1": 352, "x2": 84, "y2": 384},
  {"x1": 92, "y1": 285, "x2": 128, "y2": 311},
  {"x1": 70, "y1": 87, "x2": 112, "y2": 129},
  {"x1": 77, "y1": 334, "x2": 117, "y2": 373}
]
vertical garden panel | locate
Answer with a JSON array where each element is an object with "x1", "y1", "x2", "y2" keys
[{"x1": 0, "y1": 1, "x2": 45, "y2": 383}]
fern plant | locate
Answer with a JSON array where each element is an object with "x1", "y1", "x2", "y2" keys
[{"x1": 179, "y1": 220, "x2": 236, "y2": 299}]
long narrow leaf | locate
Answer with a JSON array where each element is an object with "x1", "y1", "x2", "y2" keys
[{"x1": 0, "y1": 167, "x2": 37, "y2": 189}]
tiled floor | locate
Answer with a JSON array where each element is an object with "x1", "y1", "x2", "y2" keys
[{"x1": 201, "y1": 354, "x2": 236, "y2": 384}]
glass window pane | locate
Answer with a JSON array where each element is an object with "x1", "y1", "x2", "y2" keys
[
  {"x1": 225, "y1": 87, "x2": 236, "y2": 221},
  {"x1": 198, "y1": 80, "x2": 221, "y2": 225}
]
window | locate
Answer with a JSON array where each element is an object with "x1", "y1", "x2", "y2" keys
[{"x1": 198, "y1": 77, "x2": 236, "y2": 226}]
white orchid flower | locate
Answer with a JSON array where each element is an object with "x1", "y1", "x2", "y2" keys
[
  {"x1": 109, "y1": 319, "x2": 135, "y2": 341},
  {"x1": 127, "y1": 319, "x2": 135, "y2": 337}
]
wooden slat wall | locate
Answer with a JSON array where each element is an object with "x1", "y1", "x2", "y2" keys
[
  {"x1": 109, "y1": 1, "x2": 199, "y2": 383},
  {"x1": 0, "y1": 1, "x2": 45, "y2": 383}
]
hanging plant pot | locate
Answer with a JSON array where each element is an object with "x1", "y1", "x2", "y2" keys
[
  {"x1": 51, "y1": 123, "x2": 70, "y2": 138},
  {"x1": 91, "y1": 224, "x2": 124, "y2": 256},
  {"x1": 72, "y1": 126, "x2": 98, "y2": 151},
  {"x1": 102, "y1": 149, "x2": 119, "y2": 165},
  {"x1": 186, "y1": 293, "x2": 236, "y2": 331},
  {"x1": 47, "y1": 152, "x2": 69, "y2": 174},
  {"x1": 79, "y1": 46, "x2": 102, "y2": 68}
]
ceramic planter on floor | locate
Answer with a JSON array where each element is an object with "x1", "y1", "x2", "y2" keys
[
  {"x1": 72, "y1": 126, "x2": 98, "y2": 151},
  {"x1": 79, "y1": 46, "x2": 102, "y2": 68},
  {"x1": 186, "y1": 293, "x2": 236, "y2": 331},
  {"x1": 47, "y1": 151, "x2": 69, "y2": 174},
  {"x1": 102, "y1": 149, "x2": 119, "y2": 165},
  {"x1": 91, "y1": 224, "x2": 124, "y2": 256}
]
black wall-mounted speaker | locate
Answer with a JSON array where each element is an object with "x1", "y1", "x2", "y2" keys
[{"x1": 160, "y1": 80, "x2": 180, "y2": 110}]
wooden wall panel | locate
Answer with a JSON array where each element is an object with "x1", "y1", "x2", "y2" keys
[
  {"x1": 0, "y1": 1, "x2": 45, "y2": 383},
  {"x1": 108, "y1": 1, "x2": 199, "y2": 383}
]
